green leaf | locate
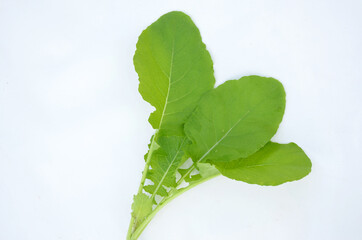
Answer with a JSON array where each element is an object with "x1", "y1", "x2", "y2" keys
[
  {"x1": 131, "y1": 193, "x2": 153, "y2": 228},
  {"x1": 144, "y1": 136, "x2": 189, "y2": 197},
  {"x1": 128, "y1": 12, "x2": 312, "y2": 240},
  {"x1": 184, "y1": 76, "x2": 286, "y2": 164},
  {"x1": 197, "y1": 162, "x2": 220, "y2": 178},
  {"x1": 134, "y1": 11, "x2": 215, "y2": 136},
  {"x1": 216, "y1": 142, "x2": 312, "y2": 186}
]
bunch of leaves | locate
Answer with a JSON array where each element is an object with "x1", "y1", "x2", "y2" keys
[{"x1": 127, "y1": 11, "x2": 311, "y2": 240}]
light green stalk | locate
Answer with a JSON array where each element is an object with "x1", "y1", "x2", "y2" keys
[{"x1": 126, "y1": 140, "x2": 220, "y2": 240}]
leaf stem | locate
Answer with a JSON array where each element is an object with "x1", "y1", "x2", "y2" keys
[
  {"x1": 129, "y1": 172, "x2": 220, "y2": 240},
  {"x1": 127, "y1": 133, "x2": 219, "y2": 239},
  {"x1": 127, "y1": 131, "x2": 158, "y2": 239},
  {"x1": 137, "y1": 131, "x2": 158, "y2": 194}
]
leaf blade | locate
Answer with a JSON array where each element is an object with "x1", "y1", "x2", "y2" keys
[
  {"x1": 215, "y1": 142, "x2": 312, "y2": 186},
  {"x1": 131, "y1": 193, "x2": 153, "y2": 228},
  {"x1": 185, "y1": 76, "x2": 286, "y2": 164},
  {"x1": 134, "y1": 11, "x2": 215, "y2": 136}
]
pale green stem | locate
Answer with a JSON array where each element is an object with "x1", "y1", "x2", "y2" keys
[
  {"x1": 127, "y1": 132, "x2": 218, "y2": 240},
  {"x1": 127, "y1": 131, "x2": 158, "y2": 239},
  {"x1": 137, "y1": 131, "x2": 158, "y2": 194},
  {"x1": 129, "y1": 172, "x2": 220, "y2": 240}
]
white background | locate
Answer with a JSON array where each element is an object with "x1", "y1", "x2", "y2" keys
[{"x1": 1, "y1": 0, "x2": 362, "y2": 239}]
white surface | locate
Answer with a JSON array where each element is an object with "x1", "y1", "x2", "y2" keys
[{"x1": 1, "y1": 0, "x2": 362, "y2": 239}]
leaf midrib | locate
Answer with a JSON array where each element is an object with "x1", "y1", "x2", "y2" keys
[
  {"x1": 196, "y1": 110, "x2": 251, "y2": 163},
  {"x1": 195, "y1": 97, "x2": 271, "y2": 163},
  {"x1": 157, "y1": 40, "x2": 175, "y2": 131}
]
